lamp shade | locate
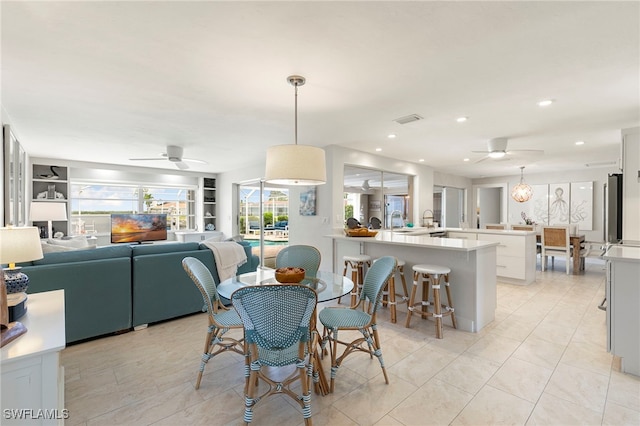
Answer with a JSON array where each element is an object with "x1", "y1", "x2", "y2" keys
[
  {"x1": 30, "y1": 202, "x2": 68, "y2": 221},
  {"x1": 0, "y1": 227, "x2": 44, "y2": 265},
  {"x1": 265, "y1": 144, "x2": 327, "y2": 185}
]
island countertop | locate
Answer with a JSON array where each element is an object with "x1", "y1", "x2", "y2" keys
[
  {"x1": 603, "y1": 245, "x2": 640, "y2": 262},
  {"x1": 328, "y1": 230, "x2": 499, "y2": 252}
]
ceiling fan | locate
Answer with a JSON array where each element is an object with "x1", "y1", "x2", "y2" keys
[
  {"x1": 472, "y1": 137, "x2": 543, "y2": 163},
  {"x1": 129, "y1": 145, "x2": 207, "y2": 170}
]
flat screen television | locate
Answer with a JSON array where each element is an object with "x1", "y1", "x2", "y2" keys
[{"x1": 110, "y1": 213, "x2": 168, "y2": 244}]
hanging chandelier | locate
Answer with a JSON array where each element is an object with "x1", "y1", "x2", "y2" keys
[
  {"x1": 511, "y1": 166, "x2": 533, "y2": 202},
  {"x1": 264, "y1": 75, "x2": 326, "y2": 186}
]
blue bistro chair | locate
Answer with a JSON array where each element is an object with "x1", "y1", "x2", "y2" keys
[
  {"x1": 276, "y1": 245, "x2": 322, "y2": 278},
  {"x1": 231, "y1": 284, "x2": 318, "y2": 425},
  {"x1": 182, "y1": 257, "x2": 245, "y2": 390},
  {"x1": 319, "y1": 256, "x2": 396, "y2": 393}
]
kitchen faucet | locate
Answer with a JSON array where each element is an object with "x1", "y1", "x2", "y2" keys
[
  {"x1": 390, "y1": 210, "x2": 403, "y2": 229},
  {"x1": 422, "y1": 209, "x2": 434, "y2": 227}
]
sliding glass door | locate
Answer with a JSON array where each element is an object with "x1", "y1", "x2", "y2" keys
[{"x1": 237, "y1": 181, "x2": 289, "y2": 268}]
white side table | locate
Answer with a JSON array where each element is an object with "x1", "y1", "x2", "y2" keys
[{"x1": 1, "y1": 290, "x2": 66, "y2": 425}]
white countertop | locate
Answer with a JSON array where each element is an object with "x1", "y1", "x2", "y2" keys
[
  {"x1": 328, "y1": 231, "x2": 498, "y2": 252},
  {"x1": 603, "y1": 245, "x2": 640, "y2": 262},
  {"x1": 445, "y1": 228, "x2": 537, "y2": 236},
  {"x1": 1, "y1": 290, "x2": 66, "y2": 363}
]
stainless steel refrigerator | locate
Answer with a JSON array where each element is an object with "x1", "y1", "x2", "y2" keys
[{"x1": 605, "y1": 173, "x2": 623, "y2": 244}]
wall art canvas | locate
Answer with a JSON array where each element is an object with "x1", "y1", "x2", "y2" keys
[
  {"x1": 570, "y1": 181, "x2": 593, "y2": 231},
  {"x1": 548, "y1": 182, "x2": 570, "y2": 225},
  {"x1": 299, "y1": 186, "x2": 316, "y2": 216},
  {"x1": 529, "y1": 184, "x2": 550, "y2": 225}
]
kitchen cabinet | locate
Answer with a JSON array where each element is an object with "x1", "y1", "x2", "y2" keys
[
  {"x1": 1, "y1": 290, "x2": 66, "y2": 425},
  {"x1": 604, "y1": 245, "x2": 640, "y2": 376},
  {"x1": 446, "y1": 229, "x2": 537, "y2": 284}
]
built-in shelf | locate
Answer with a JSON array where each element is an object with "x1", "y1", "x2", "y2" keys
[
  {"x1": 203, "y1": 177, "x2": 216, "y2": 231},
  {"x1": 32, "y1": 163, "x2": 70, "y2": 237}
]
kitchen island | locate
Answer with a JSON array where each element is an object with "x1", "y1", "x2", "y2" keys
[{"x1": 328, "y1": 231, "x2": 498, "y2": 332}]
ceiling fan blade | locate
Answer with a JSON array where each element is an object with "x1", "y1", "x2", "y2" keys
[
  {"x1": 175, "y1": 161, "x2": 189, "y2": 170},
  {"x1": 129, "y1": 157, "x2": 163, "y2": 161},
  {"x1": 182, "y1": 157, "x2": 208, "y2": 165},
  {"x1": 471, "y1": 150, "x2": 490, "y2": 154},
  {"x1": 507, "y1": 149, "x2": 545, "y2": 154},
  {"x1": 474, "y1": 156, "x2": 490, "y2": 163}
]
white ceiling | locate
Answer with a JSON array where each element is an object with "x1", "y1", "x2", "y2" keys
[{"x1": 2, "y1": 1, "x2": 639, "y2": 179}]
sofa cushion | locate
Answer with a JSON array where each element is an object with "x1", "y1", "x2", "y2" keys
[
  {"x1": 131, "y1": 242, "x2": 200, "y2": 256},
  {"x1": 33, "y1": 245, "x2": 132, "y2": 265}
]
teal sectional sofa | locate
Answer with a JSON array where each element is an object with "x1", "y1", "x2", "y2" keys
[{"x1": 19, "y1": 241, "x2": 258, "y2": 343}]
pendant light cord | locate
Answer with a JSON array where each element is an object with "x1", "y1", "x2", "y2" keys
[{"x1": 294, "y1": 83, "x2": 298, "y2": 146}]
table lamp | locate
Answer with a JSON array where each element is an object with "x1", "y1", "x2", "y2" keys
[
  {"x1": 0, "y1": 226, "x2": 44, "y2": 294},
  {"x1": 30, "y1": 201, "x2": 68, "y2": 239}
]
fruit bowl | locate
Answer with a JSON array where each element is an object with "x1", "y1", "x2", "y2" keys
[{"x1": 275, "y1": 267, "x2": 306, "y2": 283}]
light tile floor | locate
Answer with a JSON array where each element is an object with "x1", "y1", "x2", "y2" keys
[{"x1": 62, "y1": 259, "x2": 640, "y2": 425}]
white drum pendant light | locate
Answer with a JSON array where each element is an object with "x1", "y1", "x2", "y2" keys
[
  {"x1": 511, "y1": 166, "x2": 533, "y2": 203},
  {"x1": 265, "y1": 75, "x2": 326, "y2": 185}
]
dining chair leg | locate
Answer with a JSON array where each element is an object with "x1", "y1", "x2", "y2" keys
[
  {"x1": 196, "y1": 325, "x2": 215, "y2": 390},
  {"x1": 369, "y1": 324, "x2": 389, "y2": 384}
]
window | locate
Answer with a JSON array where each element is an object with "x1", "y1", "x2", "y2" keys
[{"x1": 69, "y1": 183, "x2": 196, "y2": 235}]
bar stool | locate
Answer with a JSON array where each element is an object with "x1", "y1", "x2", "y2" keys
[
  {"x1": 341, "y1": 254, "x2": 371, "y2": 306},
  {"x1": 377, "y1": 258, "x2": 409, "y2": 323},
  {"x1": 405, "y1": 264, "x2": 457, "y2": 338}
]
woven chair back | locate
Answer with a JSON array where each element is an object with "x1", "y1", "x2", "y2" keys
[
  {"x1": 276, "y1": 245, "x2": 321, "y2": 278},
  {"x1": 360, "y1": 256, "x2": 396, "y2": 313},
  {"x1": 542, "y1": 226, "x2": 569, "y2": 249},
  {"x1": 182, "y1": 257, "x2": 221, "y2": 314},
  {"x1": 231, "y1": 284, "x2": 317, "y2": 357},
  {"x1": 511, "y1": 224, "x2": 534, "y2": 231},
  {"x1": 485, "y1": 224, "x2": 506, "y2": 230}
]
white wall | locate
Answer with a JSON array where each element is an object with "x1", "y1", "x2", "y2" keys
[{"x1": 478, "y1": 187, "x2": 502, "y2": 227}]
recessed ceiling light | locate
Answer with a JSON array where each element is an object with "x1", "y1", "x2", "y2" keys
[
  {"x1": 456, "y1": 117, "x2": 468, "y2": 123},
  {"x1": 419, "y1": 159, "x2": 425, "y2": 162},
  {"x1": 575, "y1": 140, "x2": 585, "y2": 145},
  {"x1": 375, "y1": 148, "x2": 382, "y2": 152},
  {"x1": 537, "y1": 99, "x2": 554, "y2": 107},
  {"x1": 463, "y1": 158, "x2": 470, "y2": 162},
  {"x1": 388, "y1": 134, "x2": 397, "y2": 139}
]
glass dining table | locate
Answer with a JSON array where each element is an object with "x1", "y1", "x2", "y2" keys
[{"x1": 217, "y1": 268, "x2": 355, "y2": 396}]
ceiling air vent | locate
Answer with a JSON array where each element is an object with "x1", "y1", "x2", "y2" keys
[{"x1": 394, "y1": 114, "x2": 424, "y2": 125}]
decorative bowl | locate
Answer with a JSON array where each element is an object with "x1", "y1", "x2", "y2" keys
[{"x1": 275, "y1": 267, "x2": 306, "y2": 283}]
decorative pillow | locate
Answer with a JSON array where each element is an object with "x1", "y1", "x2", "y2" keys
[
  {"x1": 41, "y1": 242, "x2": 77, "y2": 253},
  {"x1": 47, "y1": 236, "x2": 90, "y2": 249}
]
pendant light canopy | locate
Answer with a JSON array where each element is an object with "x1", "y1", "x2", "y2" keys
[
  {"x1": 265, "y1": 75, "x2": 326, "y2": 186},
  {"x1": 511, "y1": 166, "x2": 533, "y2": 203}
]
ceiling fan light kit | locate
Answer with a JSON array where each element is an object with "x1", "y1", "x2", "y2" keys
[
  {"x1": 265, "y1": 75, "x2": 326, "y2": 186},
  {"x1": 511, "y1": 166, "x2": 533, "y2": 203}
]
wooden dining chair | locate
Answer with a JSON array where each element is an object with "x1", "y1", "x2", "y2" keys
[
  {"x1": 511, "y1": 224, "x2": 534, "y2": 231},
  {"x1": 485, "y1": 223, "x2": 506, "y2": 230},
  {"x1": 541, "y1": 226, "x2": 571, "y2": 274},
  {"x1": 182, "y1": 257, "x2": 245, "y2": 389}
]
